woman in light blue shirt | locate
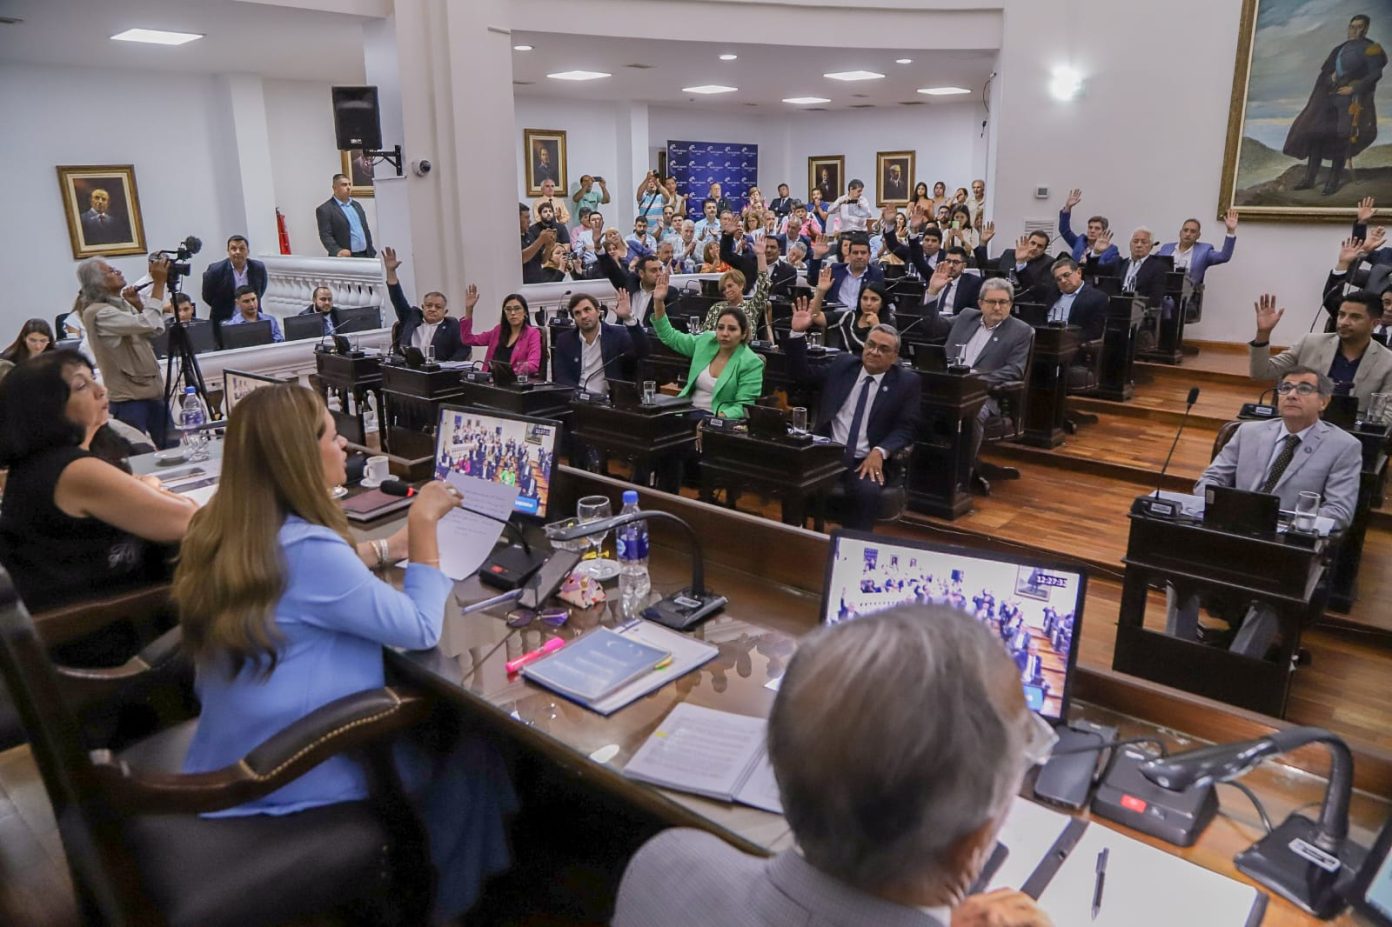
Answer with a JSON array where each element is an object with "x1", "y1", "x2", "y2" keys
[{"x1": 175, "y1": 384, "x2": 512, "y2": 919}]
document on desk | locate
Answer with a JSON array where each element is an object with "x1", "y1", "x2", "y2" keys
[
  {"x1": 985, "y1": 797, "x2": 1078, "y2": 895},
  {"x1": 434, "y1": 471, "x2": 517, "y2": 580},
  {"x1": 586, "y1": 620, "x2": 719, "y2": 715},
  {"x1": 1032, "y1": 821, "x2": 1263, "y2": 926},
  {"x1": 522, "y1": 627, "x2": 671, "y2": 704},
  {"x1": 624, "y1": 703, "x2": 783, "y2": 814}
]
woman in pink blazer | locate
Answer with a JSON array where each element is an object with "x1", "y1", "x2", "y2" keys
[{"x1": 460, "y1": 288, "x2": 543, "y2": 376}]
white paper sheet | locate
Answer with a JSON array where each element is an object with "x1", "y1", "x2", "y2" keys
[
  {"x1": 433, "y1": 472, "x2": 518, "y2": 580},
  {"x1": 624, "y1": 703, "x2": 767, "y2": 802},
  {"x1": 733, "y1": 745, "x2": 784, "y2": 814},
  {"x1": 986, "y1": 797, "x2": 1076, "y2": 893}
]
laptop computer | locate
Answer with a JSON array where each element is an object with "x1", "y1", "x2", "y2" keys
[
  {"x1": 819, "y1": 529, "x2": 1087, "y2": 723},
  {"x1": 1203, "y1": 485, "x2": 1280, "y2": 538},
  {"x1": 490, "y1": 360, "x2": 533, "y2": 388},
  {"x1": 608, "y1": 379, "x2": 689, "y2": 410},
  {"x1": 912, "y1": 343, "x2": 948, "y2": 372},
  {"x1": 1323, "y1": 393, "x2": 1358, "y2": 430},
  {"x1": 1014, "y1": 301, "x2": 1050, "y2": 327},
  {"x1": 746, "y1": 403, "x2": 789, "y2": 440}
]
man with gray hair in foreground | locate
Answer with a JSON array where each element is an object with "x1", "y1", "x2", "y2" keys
[{"x1": 612, "y1": 606, "x2": 1055, "y2": 927}]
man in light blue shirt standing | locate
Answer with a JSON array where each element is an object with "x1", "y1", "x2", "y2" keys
[{"x1": 315, "y1": 174, "x2": 376, "y2": 257}]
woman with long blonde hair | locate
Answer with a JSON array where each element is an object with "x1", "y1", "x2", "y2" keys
[{"x1": 175, "y1": 384, "x2": 513, "y2": 920}]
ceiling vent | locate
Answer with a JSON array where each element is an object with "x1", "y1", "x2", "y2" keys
[{"x1": 624, "y1": 63, "x2": 655, "y2": 70}]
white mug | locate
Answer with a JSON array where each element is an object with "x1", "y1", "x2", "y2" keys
[{"x1": 363, "y1": 455, "x2": 390, "y2": 486}]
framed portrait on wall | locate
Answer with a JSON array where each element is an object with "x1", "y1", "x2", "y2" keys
[
  {"x1": 56, "y1": 164, "x2": 147, "y2": 259},
  {"x1": 340, "y1": 149, "x2": 375, "y2": 197},
  {"x1": 807, "y1": 155, "x2": 845, "y2": 202},
  {"x1": 523, "y1": 128, "x2": 568, "y2": 196},
  {"x1": 876, "y1": 151, "x2": 915, "y2": 206},
  {"x1": 1220, "y1": 0, "x2": 1390, "y2": 222}
]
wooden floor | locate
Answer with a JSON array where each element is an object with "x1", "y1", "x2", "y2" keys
[{"x1": 5, "y1": 339, "x2": 1392, "y2": 926}]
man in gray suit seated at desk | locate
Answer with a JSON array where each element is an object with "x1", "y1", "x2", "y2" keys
[
  {"x1": 612, "y1": 606, "x2": 1054, "y2": 927},
  {"x1": 1170, "y1": 366, "x2": 1361, "y2": 657}
]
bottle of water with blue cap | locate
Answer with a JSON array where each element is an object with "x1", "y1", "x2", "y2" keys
[{"x1": 616, "y1": 490, "x2": 650, "y2": 618}]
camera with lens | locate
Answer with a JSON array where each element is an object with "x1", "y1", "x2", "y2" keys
[{"x1": 155, "y1": 235, "x2": 203, "y2": 280}]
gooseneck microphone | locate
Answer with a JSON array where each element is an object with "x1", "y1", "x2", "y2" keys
[
  {"x1": 1155, "y1": 386, "x2": 1201, "y2": 493},
  {"x1": 1133, "y1": 386, "x2": 1200, "y2": 518}
]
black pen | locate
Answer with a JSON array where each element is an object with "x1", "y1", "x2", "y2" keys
[{"x1": 1091, "y1": 847, "x2": 1108, "y2": 920}]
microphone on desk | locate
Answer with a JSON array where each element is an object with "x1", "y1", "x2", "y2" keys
[
  {"x1": 1132, "y1": 386, "x2": 1199, "y2": 518},
  {"x1": 579, "y1": 351, "x2": 628, "y2": 396}
]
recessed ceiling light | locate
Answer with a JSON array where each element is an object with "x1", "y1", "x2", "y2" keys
[
  {"x1": 718, "y1": 53, "x2": 738, "y2": 61},
  {"x1": 513, "y1": 44, "x2": 534, "y2": 51},
  {"x1": 783, "y1": 96, "x2": 831, "y2": 105},
  {"x1": 895, "y1": 58, "x2": 913, "y2": 64},
  {"x1": 546, "y1": 70, "x2": 611, "y2": 81},
  {"x1": 110, "y1": 28, "x2": 203, "y2": 46},
  {"x1": 824, "y1": 70, "x2": 885, "y2": 82},
  {"x1": 683, "y1": 84, "x2": 738, "y2": 95},
  {"x1": 917, "y1": 86, "x2": 971, "y2": 96}
]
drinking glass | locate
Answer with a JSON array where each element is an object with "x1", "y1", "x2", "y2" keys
[
  {"x1": 574, "y1": 495, "x2": 615, "y2": 578},
  {"x1": 688, "y1": 316, "x2": 703, "y2": 334},
  {"x1": 806, "y1": 331, "x2": 823, "y2": 350},
  {"x1": 517, "y1": 372, "x2": 530, "y2": 385},
  {"x1": 1293, "y1": 491, "x2": 1320, "y2": 532},
  {"x1": 1369, "y1": 392, "x2": 1391, "y2": 426},
  {"x1": 642, "y1": 380, "x2": 656, "y2": 405},
  {"x1": 790, "y1": 407, "x2": 808, "y2": 434},
  {"x1": 424, "y1": 344, "x2": 436, "y2": 365}
]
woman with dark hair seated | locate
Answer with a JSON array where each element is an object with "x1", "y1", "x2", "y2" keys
[
  {"x1": 175, "y1": 384, "x2": 514, "y2": 921},
  {"x1": 809, "y1": 267, "x2": 896, "y2": 354},
  {"x1": 1, "y1": 318, "x2": 55, "y2": 364},
  {"x1": 0, "y1": 350, "x2": 198, "y2": 611},
  {"x1": 459, "y1": 286, "x2": 543, "y2": 376},
  {"x1": 649, "y1": 269, "x2": 764, "y2": 419}
]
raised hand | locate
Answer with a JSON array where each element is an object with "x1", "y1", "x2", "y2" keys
[
  {"x1": 1224, "y1": 207, "x2": 1239, "y2": 234},
  {"x1": 810, "y1": 234, "x2": 831, "y2": 260},
  {"x1": 1338, "y1": 236, "x2": 1365, "y2": 268},
  {"x1": 1016, "y1": 234, "x2": 1032, "y2": 256},
  {"x1": 980, "y1": 220, "x2": 996, "y2": 245},
  {"x1": 653, "y1": 267, "x2": 670, "y2": 304},
  {"x1": 1365, "y1": 226, "x2": 1387, "y2": 254},
  {"x1": 1253, "y1": 293, "x2": 1284, "y2": 338},
  {"x1": 816, "y1": 265, "x2": 834, "y2": 293},
  {"x1": 951, "y1": 888, "x2": 1054, "y2": 927},
  {"x1": 463, "y1": 283, "x2": 480, "y2": 313},
  {"x1": 790, "y1": 296, "x2": 813, "y2": 333},
  {"x1": 382, "y1": 245, "x2": 403, "y2": 273},
  {"x1": 1064, "y1": 187, "x2": 1083, "y2": 210},
  {"x1": 927, "y1": 260, "x2": 953, "y2": 295},
  {"x1": 537, "y1": 227, "x2": 557, "y2": 248},
  {"x1": 1092, "y1": 229, "x2": 1114, "y2": 254},
  {"x1": 612, "y1": 288, "x2": 632, "y2": 321},
  {"x1": 1357, "y1": 196, "x2": 1376, "y2": 224}
]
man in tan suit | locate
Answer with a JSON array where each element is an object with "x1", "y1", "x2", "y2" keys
[{"x1": 1250, "y1": 289, "x2": 1392, "y2": 407}]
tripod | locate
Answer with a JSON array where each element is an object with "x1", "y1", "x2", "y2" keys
[{"x1": 162, "y1": 274, "x2": 212, "y2": 420}]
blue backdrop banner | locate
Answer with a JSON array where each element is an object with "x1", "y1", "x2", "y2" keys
[{"x1": 665, "y1": 140, "x2": 758, "y2": 218}]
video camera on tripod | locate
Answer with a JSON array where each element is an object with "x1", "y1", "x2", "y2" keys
[
  {"x1": 153, "y1": 235, "x2": 203, "y2": 283},
  {"x1": 156, "y1": 235, "x2": 210, "y2": 418}
]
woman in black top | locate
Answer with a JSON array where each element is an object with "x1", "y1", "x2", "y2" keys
[
  {"x1": 0, "y1": 350, "x2": 197, "y2": 611},
  {"x1": 809, "y1": 269, "x2": 896, "y2": 354},
  {"x1": 1, "y1": 318, "x2": 55, "y2": 364}
]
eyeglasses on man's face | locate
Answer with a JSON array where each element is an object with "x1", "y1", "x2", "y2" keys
[
  {"x1": 979, "y1": 297, "x2": 1013, "y2": 308},
  {"x1": 1275, "y1": 382, "x2": 1320, "y2": 396}
]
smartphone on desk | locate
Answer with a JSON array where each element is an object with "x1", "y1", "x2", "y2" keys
[{"x1": 517, "y1": 549, "x2": 583, "y2": 610}]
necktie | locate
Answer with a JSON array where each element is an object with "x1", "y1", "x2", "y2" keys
[
  {"x1": 845, "y1": 375, "x2": 875, "y2": 464},
  {"x1": 1259, "y1": 434, "x2": 1301, "y2": 494}
]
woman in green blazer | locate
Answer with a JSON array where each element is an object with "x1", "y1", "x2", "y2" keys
[{"x1": 650, "y1": 269, "x2": 764, "y2": 419}]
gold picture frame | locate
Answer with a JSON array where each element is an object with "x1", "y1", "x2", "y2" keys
[
  {"x1": 1218, "y1": 0, "x2": 1391, "y2": 222},
  {"x1": 807, "y1": 155, "x2": 844, "y2": 203},
  {"x1": 523, "y1": 128, "x2": 568, "y2": 196},
  {"x1": 56, "y1": 164, "x2": 147, "y2": 259},
  {"x1": 876, "y1": 150, "x2": 916, "y2": 207},
  {"x1": 340, "y1": 149, "x2": 375, "y2": 198}
]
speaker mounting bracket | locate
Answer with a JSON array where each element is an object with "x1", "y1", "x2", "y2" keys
[{"x1": 364, "y1": 145, "x2": 404, "y2": 177}]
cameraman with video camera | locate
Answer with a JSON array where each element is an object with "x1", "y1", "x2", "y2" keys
[{"x1": 76, "y1": 253, "x2": 174, "y2": 447}]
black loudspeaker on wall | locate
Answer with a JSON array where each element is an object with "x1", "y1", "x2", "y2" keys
[{"x1": 331, "y1": 86, "x2": 383, "y2": 151}]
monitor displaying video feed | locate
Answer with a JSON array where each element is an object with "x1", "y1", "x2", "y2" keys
[
  {"x1": 434, "y1": 405, "x2": 560, "y2": 520},
  {"x1": 820, "y1": 530, "x2": 1086, "y2": 721}
]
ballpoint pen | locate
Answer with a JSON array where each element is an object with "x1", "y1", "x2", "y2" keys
[{"x1": 1091, "y1": 847, "x2": 1108, "y2": 920}]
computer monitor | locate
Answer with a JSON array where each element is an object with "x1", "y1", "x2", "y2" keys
[
  {"x1": 1347, "y1": 813, "x2": 1392, "y2": 926},
  {"x1": 223, "y1": 369, "x2": 292, "y2": 414},
  {"x1": 333, "y1": 305, "x2": 383, "y2": 334},
  {"x1": 219, "y1": 320, "x2": 274, "y2": 350},
  {"x1": 433, "y1": 405, "x2": 560, "y2": 520},
  {"x1": 819, "y1": 529, "x2": 1087, "y2": 722},
  {"x1": 185, "y1": 320, "x2": 218, "y2": 354},
  {"x1": 284, "y1": 314, "x2": 327, "y2": 341}
]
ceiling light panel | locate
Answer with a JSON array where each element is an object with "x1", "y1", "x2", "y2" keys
[
  {"x1": 824, "y1": 70, "x2": 884, "y2": 82},
  {"x1": 110, "y1": 28, "x2": 203, "y2": 45}
]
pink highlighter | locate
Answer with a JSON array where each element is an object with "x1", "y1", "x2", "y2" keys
[{"x1": 505, "y1": 637, "x2": 566, "y2": 675}]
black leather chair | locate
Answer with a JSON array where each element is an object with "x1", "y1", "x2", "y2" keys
[
  {"x1": 826, "y1": 445, "x2": 914, "y2": 525},
  {"x1": 1063, "y1": 333, "x2": 1106, "y2": 433},
  {"x1": 975, "y1": 346, "x2": 1033, "y2": 494},
  {"x1": 0, "y1": 568, "x2": 435, "y2": 927}
]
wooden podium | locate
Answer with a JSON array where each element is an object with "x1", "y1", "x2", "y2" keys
[
  {"x1": 699, "y1": 428, "x2": 846, "y2": 529},
  {"x1": 1136, "y1": 270, "x2": 1193, "y2": 366},
  {"x1": 1092, "y1": 295, "x2": 1143, "y2": 402},
  {"x1": 313, "y1": 350, "x2": 383, "y2": 447},
  {"x1": 906, "y1": 369, "x2": 987, "y2": 519},
  {"x1": 380, "y1": 362, "x2": 465, "y2": 460},
  {"x1": 1020, "y1": 324, "x2": 1079, "y2": 448},
  {"x1": 1114, "y1": 510, "x2": 1328, "y2": 717}
]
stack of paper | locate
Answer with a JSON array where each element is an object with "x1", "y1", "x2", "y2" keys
[{"x1": 624, "y1": 703, "x2": 783, "y2": 814}]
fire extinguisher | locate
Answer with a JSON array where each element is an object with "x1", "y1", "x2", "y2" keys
[{"x1": 276, "y1": 208, "x2": 291, "y2": 254}]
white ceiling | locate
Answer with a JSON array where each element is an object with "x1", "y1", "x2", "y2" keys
[
  {"x1": 0, "y1": 0, "x2": 371, "y2": 82},
  {"x1": 510, "y1": 31, "x2": 998, "y2": 113}
]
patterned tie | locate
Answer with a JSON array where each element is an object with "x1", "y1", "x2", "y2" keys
[
  {"x1": 1258, "y1": 434, "x2": 1301, "y2": 494},
  {"x1": 844, "y1": 376, "x2": 875, "y2": 464}
]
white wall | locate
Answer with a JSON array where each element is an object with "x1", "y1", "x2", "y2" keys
[
  {"x1": 513, "y1": 97, "x2": 621, "y2": 227},
  {"x1": 263, "y1": 78, "x2": 378, "y2": 259},
  {"x1": 0, "y1": 63, "x2": 240, "y2": 332}
]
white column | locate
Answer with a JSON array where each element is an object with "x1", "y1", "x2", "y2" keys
[
  {"x1": 218, "y1": 74, "x2": 278, "y2": 249},
  {"x1": 362, "y1": 14, "x2": 417, "y2": 300},
  {"x1": 614, "y1": 101, "x2": 650, "y2": 230}
]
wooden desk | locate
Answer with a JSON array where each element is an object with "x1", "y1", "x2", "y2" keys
[
  {"x1": 567, "y1": 397, "x2": 698, "y2": 492},
  {"x1": 1328, "y1": 429, "x2": 1389, "y2": 613},
  {"x1": 698, "y1": 427, "x2": 845, "y2": 529},
  {"x1": 1113, "y1": 511, "x2": 1327, "y2": 717},
  {"x1": 313, "y1": 350, "x2": 383, "y2": 446},
  {"x1": 380, "y1": 362, "x2": 466, "y2": 459},
  {"x1": 1020, "y1": 324, "x2": 1080, "y2": 448},
  {"x1": 1091, "y1": 295, "x2": 1143, "y2": 402},
  {"x1": 906, "y1": 369, "x2": 987, "y2": 519},
  {"x1": 454, "y1": 379, "x2": 574, "y2": 422},
  {"x1": 1136, "y1": 271, "x2": 1193, "y2": 366},
  {"x1": 383, "y1": 468, "x2": 1389, "y2": 926}
]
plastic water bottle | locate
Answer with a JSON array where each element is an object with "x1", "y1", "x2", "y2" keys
[
  {"x1": 177, "y1": 386, "x2": 208, "y2": 460},
  {"x1": 616, "y1": 490, "x2": 651, "y2": 619}
]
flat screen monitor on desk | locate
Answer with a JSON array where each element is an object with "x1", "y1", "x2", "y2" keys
[
  {"x1": 284, "y1": 314, "x2": 327, "y2": 341},
  {"x1": 433, "y1": 404, "x2": 560, "y2": 520},
  {"x1": 223, "y1": 369, "x2": 293, "y2": 414},
  {"x1": 1348, "y1": 813, "x2": 1392, "y2": 926},
  {"x1": 219, "y1": 320, "x2": 274, "y2": 350},
  {"x1": 333, "y1": 305, "x2": 383, "y2": 334},
  {"x1": 820, "y1": 529, "x2": 1087, "y2": 722}
]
